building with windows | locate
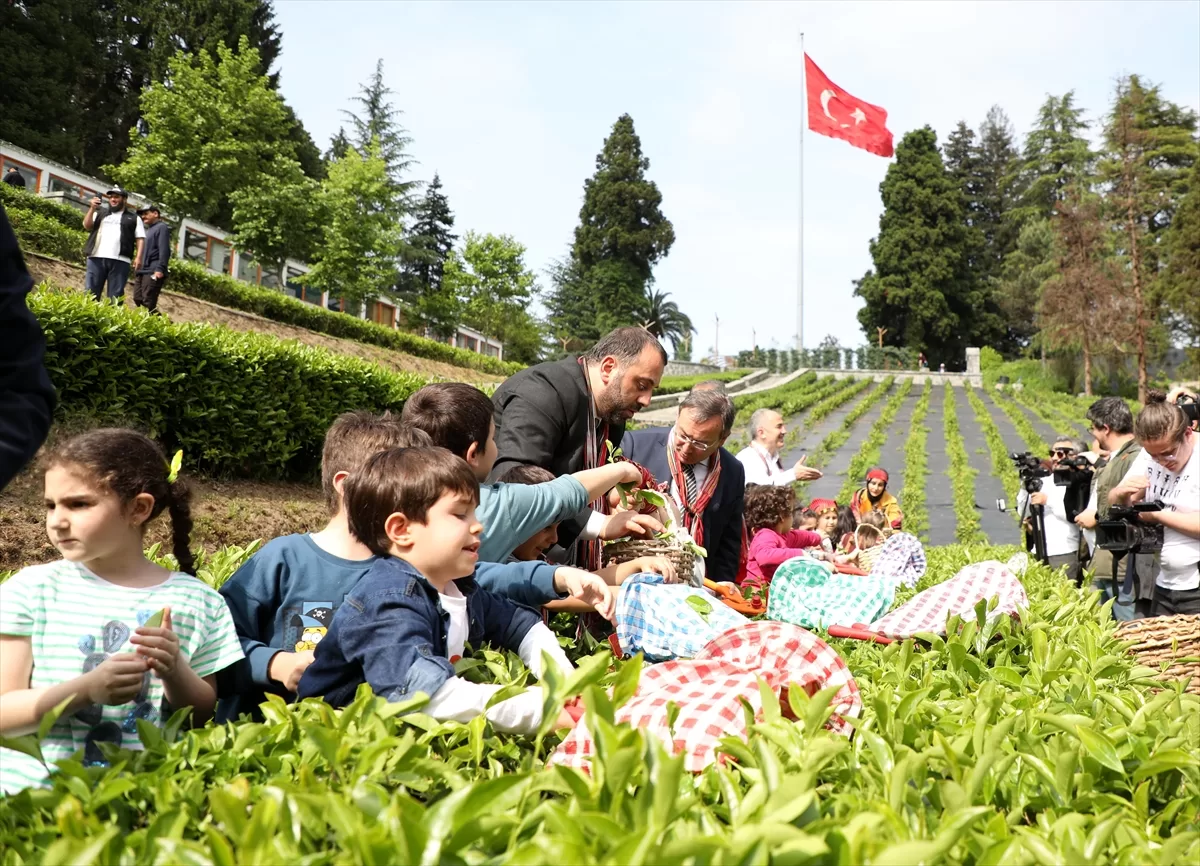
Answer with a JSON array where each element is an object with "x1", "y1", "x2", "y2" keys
[{"x1": 2, "y1": 140, "x2": 502, "y2": 359}]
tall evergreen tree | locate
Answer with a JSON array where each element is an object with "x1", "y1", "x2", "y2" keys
[
  {"x1": 854, "y1": 126, "x2": 1003, "y2": 369},
  {"x1": 995, "y1": 218, "x2": 1056, "y2": 355},
  {"x1": 976, "y1": 105, "x2": 1022, "y2": 275},
  {"x1": 545, "y1": 254, "x2": 598, "y2": 349},
  {"x1": 943, "y1": 121, "x2": 987, "y2": 276},
  {"x1": 566, "y1": 114, "x2": 675, "y2": 334},
  {"x1": 1099, "y1": 74, "x2": 1199, "y2": 402},
  {"x1": 1011, "y1": 92, "x2": 1094, "y2": 225},
  {"x1": 343, "y1": 59, "x2": 416, "y2": 193},
  {"x1": 1160, "y1": 161, "x2": 1200, "y2": 355},
  {"x1": 403, "y1": 174, "x2": 459, "y2": 338}
]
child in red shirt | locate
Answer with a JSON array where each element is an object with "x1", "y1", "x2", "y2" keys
[{"x1": 743, "y1": 486, "x2": 824, "y2": 588}]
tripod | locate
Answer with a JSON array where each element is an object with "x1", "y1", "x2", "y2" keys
[{"x1": 1018, "y1": 495, "x2": 1049, "y2": 565}]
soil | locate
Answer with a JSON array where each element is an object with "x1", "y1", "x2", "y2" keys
[
  {"x1": 25, "y1": 253, "x2": 503, "y2": 385},
  {"x1": 1, "y1": 457, "x2": 326, "y2": 571}
]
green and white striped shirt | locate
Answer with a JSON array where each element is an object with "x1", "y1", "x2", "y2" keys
[{"x1": 0, "y1": 560, "x2": 243, "y2": 793}]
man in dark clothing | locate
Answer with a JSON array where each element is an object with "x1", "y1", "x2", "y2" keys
[
  {"x1": 3, "y1": 168, "x2": 26, "y2": 189},
  {"x1": 0, "y1": 204, "x2": 56, "y2": 491},
  {"x1": 83, "y1": 185, "x2": 144, "y2": 301},
  {"x1": 133, "y1": 204, "x2": 171, "y2": 313},
  {"x1": 489, "y1": 326, "x2": 668, "y2": 566},
  {"x1": 620, "y1": 388, "x2": 746, "y2": 584}
]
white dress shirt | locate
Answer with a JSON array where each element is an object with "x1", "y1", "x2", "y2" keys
[
  {"x1": 1017, "y1": 483, "x2": 1081, "y2": 557},
  {"x1": 736, "y1": 441, "x2": 794, "y2": 487}
]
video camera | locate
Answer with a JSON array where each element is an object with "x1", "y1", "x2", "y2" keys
[
  {"x1": 1010, "y1": 452, "x2": 1050, "y2": 494},
  {"x1": 1052, "y1": 454, "x2": 1094, "y2": 522},
  {"x1": 1178, "y1": 392, "x2": 1200, "y2": 425},
  {"x1": 1096, "y1": 501, "x2": 1165, "y2": 555}
]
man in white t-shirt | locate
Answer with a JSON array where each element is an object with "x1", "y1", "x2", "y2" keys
[
  {"x1": 82, "y1": 185, "x2": 145, "y2": 301},
  {"x1": 735, "y1": 408, "x2": 822, "y2": 487},
  {"x1": 1110, "y1": 398, "x2": 1200, "y2": 616}
]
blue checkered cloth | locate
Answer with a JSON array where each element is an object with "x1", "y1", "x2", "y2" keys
[{"x1": 615, "y1": 573, "x2": 748, "y2": 661}]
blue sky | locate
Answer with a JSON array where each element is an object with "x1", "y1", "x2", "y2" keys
[{"x1": 273, "y1": 0, "x2": 1200, "y2": 358}]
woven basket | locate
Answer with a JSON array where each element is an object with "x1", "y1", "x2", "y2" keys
[
  {"x1": 603, "y1": 536, "x2": 695, "y2": 580},
  {"x1": 1114, "y1": 614, "x2": 1200, "y2": 695}
]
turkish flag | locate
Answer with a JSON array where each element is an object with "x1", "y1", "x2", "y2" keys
[{"x1": 805, "y1": 54, "x2": 894, "y2": 158}]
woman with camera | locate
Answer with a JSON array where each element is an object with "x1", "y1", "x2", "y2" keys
[{"x1": 1109, "y1": 390, "x2": 1200, "y2": 616}]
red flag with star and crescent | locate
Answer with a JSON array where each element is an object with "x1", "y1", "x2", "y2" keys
[{"x1": 804, "y1": 54, "x2": 894, "y2": 157}]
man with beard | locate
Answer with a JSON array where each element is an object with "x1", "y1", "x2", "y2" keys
[{"x1": 489, "y1": 327, "x2": 668, "y2": 568}]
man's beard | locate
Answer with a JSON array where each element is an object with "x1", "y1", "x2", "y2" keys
[{"x1": 597, "y1": 377, "x2": 633, "y2": 426}]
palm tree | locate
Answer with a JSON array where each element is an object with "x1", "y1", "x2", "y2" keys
[{"x1": 639, "y1": 289, "x2": 694, "y2": 354}]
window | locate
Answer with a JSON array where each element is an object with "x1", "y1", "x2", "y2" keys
[
  {"x1": 47, "y1": 175, "x2": 95, "y2": 205},
  {"x1": 210, "y1": 240, "x2": 232, "y2": 275},
  {"x1": 328, "y1": 296, "x2": 345, "y2": 312},
  {"x1": 184, "y1": 229, "x2": 211, "y2": 265},
  {"x1": 1, "y1": 157, "x2": 40, "y2": 190},
  {"x1": 237, "y1": 255, "x2": 259, "y2": 284},
  {"x1": 260, "y1": 267, "x2": 281, "y2": 290},
  {"x1": 369, "y1": 301, "x2": 396, "y2": 327}
]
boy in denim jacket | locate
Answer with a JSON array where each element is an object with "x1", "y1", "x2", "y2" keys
[{"x1": 298, "y1": 447, "x2": 586, "y2": 732}]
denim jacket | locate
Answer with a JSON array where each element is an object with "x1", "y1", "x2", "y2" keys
[{"x1": 296, "y1": 556, "x2": 542, "y2": 707}]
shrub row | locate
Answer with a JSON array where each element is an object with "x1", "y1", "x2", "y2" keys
[
  {"x1": 899, "y1": 381, "x2": 932, "y2": 540},
  {"x1": 965, "y1": 384, "x2": 1021, "y2": 527},
  {"x1": 943, "y1": 383, "x2": 986, "y2": 544},
  {"x1": 3, "y1": 184, "x2": 522, "y2": 378},
  {"x1": 7, "y1": 543, "x2": 1192, "y2": 863},
  {"x1": 835, "y1": 378, "x2": 913, "y2": 502},
  {"x1": 654, "y1": 369, "x2": 749, "y2": 396},
  {"x1": 31, "y1": 287, "x2": 425, "y2": 479},
  {"x1": 991, "y1": 388, "x2": 1048, "y2": 454},
  {"x1": 793, "y1": 377, "x2": 894, "y2": 498}
]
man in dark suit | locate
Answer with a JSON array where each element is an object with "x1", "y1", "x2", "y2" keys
[
  {"x1": 620, "y1": 387, "x2": 746, "y2": 583},
  {"x1": 490, "y1": 327, "x2": 669, "y2": 566}
]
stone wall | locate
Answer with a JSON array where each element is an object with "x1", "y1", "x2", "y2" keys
[{"x1": 664, "y1": 361, "x2": 720, "y2": 376}]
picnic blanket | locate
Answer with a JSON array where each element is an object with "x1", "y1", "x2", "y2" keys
[
  {"x1": 767, "y1": 557, "x2": 896, "y2": 629},
  {"x1": 866, "y1": 559, "x2": 1029, "y2": 639},
  {"x1": 615, "y1": 572, "x2": 747, "y2": 661},
  {"x1": 868, "y1": 532, "x2": 926, "y2": 588},
  {"x1": 551, "y1": 621, "x2": 862, "y2": 773}
]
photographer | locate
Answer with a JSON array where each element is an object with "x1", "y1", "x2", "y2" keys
[
  {"x1": 1109, "y1": 391, "x2": 1200, "y2": 616},
  {"x1": 1016, "y1": 436, "x2": 1085, "y2": 582},
  {"x1": 1075, "y1": 398, "x2": 1148, "y2": 619}
]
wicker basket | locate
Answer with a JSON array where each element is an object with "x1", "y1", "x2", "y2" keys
[
  {"x1": 603, "y1": 535, "x2": 695, "y2": 580},
  {"x1": 1114, "y1": 614, "x2": 1200, "y2": 695}
]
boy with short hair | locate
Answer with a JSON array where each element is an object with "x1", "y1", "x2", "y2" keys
[
  {"x1": 401, "y1": 383, "x2": 656, "y2": 570},
  {"x1": 297, "y1": 447, "x2": 577, "y2": 733}
]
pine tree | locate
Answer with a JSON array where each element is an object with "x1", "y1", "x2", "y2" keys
[
  {"x1": 403, "y1": 174, "x2": 460, "y2": 338},
  {"x1": 1099, "y1": 75, "x2": 1199, "y2": 402},
  {"x1": 569, "y1": 114, "x2": 675, "y2": 333},
  {"x1": 995, "y1": 218, "x2": 1056, "y2": 355},
  {"x1": 1011, "y1": 93, "x2": 1094, "y2": 225},
  {"x1": 944, "y1": 121, "x2": 987, "y2": 276},
  {"x1": 976, "y1": 105, "x2": 1022, "y2": 276},
  {"x1": 545, "y1": 254, "x2": 599, "y2": 348},
  {"x1": 854, "y1": 127, "x2": 1004, "y2": 369},
  {"x1": 1160, "y1": 161, "x2": 1200, "y2": 356},
  {"x1": 343, "y1": 59, "x2": 416, "y2": 195}
]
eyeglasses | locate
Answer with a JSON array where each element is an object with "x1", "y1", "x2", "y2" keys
[
  {"x1": 1145, "y1": 432, "x2": 1188, "y2": 464},
  {"x1": 676, "y1": 431, "x2": 719, "y2": 451},
  {"x1": 1051, "y1": 448, "x2": 1076, "y2": 458}
]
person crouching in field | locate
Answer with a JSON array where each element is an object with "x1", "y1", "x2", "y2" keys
[
  {"x1": 0, "y1": 430, "x2": 243, "y2": 793},
  {"x1": 297, "y1": 447, "x2": 582, "y2": 732},
  {"x1": 742, "y1": 485, "x2": 824, "y2": 589}
]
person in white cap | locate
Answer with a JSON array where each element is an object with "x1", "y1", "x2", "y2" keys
[{"x1": 82, "y1": 185, "x2": 144, "y2": 301}]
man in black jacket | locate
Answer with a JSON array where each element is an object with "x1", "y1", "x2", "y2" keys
[
  {"x1": 83, "y1": 185, "x2": 144, "y2": 301},
  {"x1": 490, "y1": 327, "x2": 668, "y2": 564},
  {"x1": 620, "y1": 388, "x2": 746, "y2": 583},
  {"x1": 133, "y1": 204, "x2": 171, "y2": 313},
  {"x1": 0, "y1": 204, "x2": 56, "y2": 490}
]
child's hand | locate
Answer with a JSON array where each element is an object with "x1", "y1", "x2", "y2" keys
[
  {"x1": 553, "y1": 567, "x2": 617, "y2": 622},
  {"x1": 635, "y1": 556, "x2": 678, "y2": 583},
  {"x1": 85, "y1": 653, "x2": 149, "y2": 705},
  {"x1": 598, "y1": 510, "x2": 663, "y2": 541},
  {"x1": 131, "y1": 607, "x2": 182, "y2": 679},
  {"x1": 269, "y1": 650, "x2": 316, "y2": 693}
]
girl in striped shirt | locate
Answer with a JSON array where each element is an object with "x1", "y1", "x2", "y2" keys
[{"x1": 0, "y1": 429, "x2": 242, "y2": 793}]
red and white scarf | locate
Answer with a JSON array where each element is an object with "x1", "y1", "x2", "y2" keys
[
  {"x1": 666, "y1": 432, "x2": 749, "y2": 582},
  {"x1": 578, "y1": 358, "x2": 611, "y2": 571}
]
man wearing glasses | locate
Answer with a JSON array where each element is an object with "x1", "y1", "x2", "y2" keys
[
  {"x1": 620, "y1": 387, "x2": 746, "y2": 584},
  {"x1": 1016, "y1": 435, "x2": 1085, "y2": 583}
]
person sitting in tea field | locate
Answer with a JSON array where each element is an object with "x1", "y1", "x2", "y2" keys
[
  {"x1": 849, "y1": 468, "x2": 903, "y2": 530},
  {"x1": 742, "y1": 485, "x2": 824, "y2": 589},
  {"x1": 216, "y1": 412, "x2": 432, "y2": 722},
  {"x1": 0, "y1": 430, "x2": 243, "y2": 793},
  {"x1": 401, "y1": 383, "x2": 658, "y2": 570},
  {"x1": 499, "y1": 464, "x2": 680, "y2": 615},
  {"x1": 835, "y1": 523, "x2": 886, "y2": 573},
  {"x1": 809, "y1": 499, "x2": 840, "y2": 559},
  {"x1": 297, "y1": 447, "x2": 586, "y2": 733},
  {"x1": 833, "y1": 504, "x2": 858, "y2": 554}
]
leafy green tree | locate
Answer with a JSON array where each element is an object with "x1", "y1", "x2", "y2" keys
[
  {"x1": 1011, "y1": 93, "x2": 1094, "y2": 225},
  {"x1": 450, "y1": 232, "x2": 542, "y2": 363},
  {"x1": 229, "y1": 157, "x2": 324, "y2": 279},
  {"x1": 546, "y1": 254, "x2": 599, "y2": 347},
  {"x1": 995, "y1": 218, "x2": 1056, "y2": 355},
  {"x1": 110, "y1": 38, "x2": 302, "y2": 226},
  {"x1": 568, "y1": 113, "x2": 675, "y2": 332},
  {"x1": 854, "y1": 127, "x2": 1003, "y2": 368},
  {"x1": 324, "y1": 127, "x2": 351, "y2": 166},
  {"x1": 1099, "y1": 74, "x2": 1199, "y2": 402},
  {"x1": 638, "y1": 289, "x2": 694, "y2": 354},
  {"x1": 1160, "y1": 161, "x2": 1200, "y2": 355},
  {"x1": 303, "y1": 141, "x2": 403, "y2": 311},
  {"x1": 402, "y1": 173, "x2": 459, "y2": 337}
]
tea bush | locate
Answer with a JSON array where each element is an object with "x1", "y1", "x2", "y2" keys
[
  {"x1": 2, "y1": 543, "x2": 1196, "y2": 863},
  {"x1": 6, "y1": 206, "x2": 86, "y2": 265},
  {"x1": 654, "y1": 369, "x2": 750, "y2": 395},
  {"x1": 31, "y1": 288, "x2": 424, "y2": 479},
  {"x1": 0, "y1": 183, "x2": 87, "y2": 232}
]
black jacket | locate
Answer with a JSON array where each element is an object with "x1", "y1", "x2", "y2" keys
[
  {"x1": 489, "y1": 357, "x2": 627, "y2": 552},
  {"x1": 0, "y1": 204, "x2": 55, "y2": 491},
  {"x1": 137, "y1": 220, "x2": 171, "y2": 275},
  {"x1": 620, "y1": 426, "x2": 746, "y2": 583},
  {"x1": 83, "y1": 207, "x2": 139, "y2": 261}
]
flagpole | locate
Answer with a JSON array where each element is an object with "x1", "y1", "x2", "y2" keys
[{"x1": 797, "y1": 31, "x2": 805, "y2": 353}]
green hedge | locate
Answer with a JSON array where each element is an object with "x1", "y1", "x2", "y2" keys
[
  {"x1": 654, "y1": 369, "x2": 750, "y2": 395},
  {"x1": 0, "y1": 182, "x2": 88, "y2": 232},
  {"x1": 32, "y1": 287, "x2": 425, "y2": 479},
  {"x1": 6, "y1": 206, "x2": 86, "y2": 265}
]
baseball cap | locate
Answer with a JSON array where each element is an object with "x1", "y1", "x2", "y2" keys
[
  {"x1": 136, "y1": 203, "x2": 161, "y2": 215},
  {"x1": 104, "y1": 185, "x2": 128, "y2": 197}
]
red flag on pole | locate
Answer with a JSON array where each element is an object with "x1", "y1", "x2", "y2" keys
[{"x1": 804, "y1": 54, "x2": 894, "y2": 157}]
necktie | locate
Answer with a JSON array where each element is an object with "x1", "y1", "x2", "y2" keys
[{"x1": 683, "y1": 463, "x2": 698, "y2": 503}]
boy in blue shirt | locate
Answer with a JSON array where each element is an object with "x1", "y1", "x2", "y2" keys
[
  {"x1": 217, "y1": 412, "x2": 610, "y2": 721},
  {"x1": 298, "y1": 447, "x2": 578, "y2": 733}
]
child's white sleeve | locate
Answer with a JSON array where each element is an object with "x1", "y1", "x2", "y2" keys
[
  {"x1": 517, "y1": 622, "x2": 575, "y2": 679},
  {"x1": 424, "y1": 678, "x2": 545, "y2": 734}
]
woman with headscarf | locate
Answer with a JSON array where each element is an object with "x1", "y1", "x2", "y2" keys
[{"x1": 850, "y1": 468, "x2": 903, "y2": 530}]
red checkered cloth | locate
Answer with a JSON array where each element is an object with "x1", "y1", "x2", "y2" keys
[
  {"x1": 867, "y1": 560, "x2": 1029, "y2": 639},
  {"x1": 550, "y1": 621, "x2": 861, "y2": 774}
]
